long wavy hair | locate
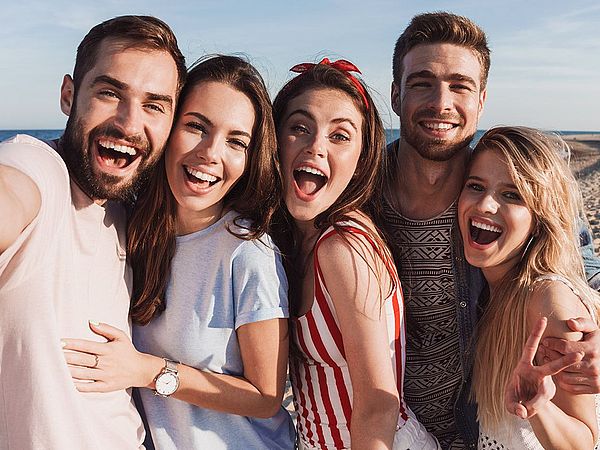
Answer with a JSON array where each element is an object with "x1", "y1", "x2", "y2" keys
[
  {"x1": 271, "y1": 62, "x2": 389, "y2": 305},
  {"x1": 128, "y1": 55, "x2": 280, "y2": 325},
  {"x1": 469, "y1": 126, "x2": 600, "y2": 430}
]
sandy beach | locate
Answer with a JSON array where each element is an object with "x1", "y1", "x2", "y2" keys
[{"x1": 566, "y1": 134, "x2": 600, "y2": 253}]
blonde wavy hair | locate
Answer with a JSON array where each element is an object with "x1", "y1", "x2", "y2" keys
[{"x1": 469, "y1": 126, "x2": 600, "y2": 430}]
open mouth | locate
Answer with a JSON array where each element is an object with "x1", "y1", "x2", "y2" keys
[
  {"x1": 293, "y1": 166, "x2": 327, "y2": 196},
  {"x1": 470, "y1": 219, "x2": 502, "y2": 245},
  {"x1": 97, "y1": 139, "x2": 141, "y2": 169},
  {"x1": 420, "y1": 121, "x2": 458, "y2": 132},
  {"x1": 184, "y1": 165, "x2": 221, "y2": 188}
]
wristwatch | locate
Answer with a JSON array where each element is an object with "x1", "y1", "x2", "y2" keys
[{"x1": 154, "y1": 359, "x2": 180, "y2": 397}]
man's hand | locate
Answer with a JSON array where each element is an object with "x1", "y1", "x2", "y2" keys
[{"x1": 540, "y1": 317, "x2": 600, "y2": 394}]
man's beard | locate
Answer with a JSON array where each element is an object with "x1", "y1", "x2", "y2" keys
[
  {"x1": 60, "y1": 112, "x2": 159, "y2": 204},
  {"x1": 401, "y1": 111, "x2": 475, "y2": 162}
]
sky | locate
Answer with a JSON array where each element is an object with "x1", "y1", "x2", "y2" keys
[{"x1": 1, "y1": 0, "x2": 599, "y2": 131}]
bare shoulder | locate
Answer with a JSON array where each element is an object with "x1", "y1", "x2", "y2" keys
[
  {"x1": 316, "y1": 216, "x2": 392, "y2": 317},
  {"x1": 316, "y1": 216, "x2": 379, "y2": 271},
  {"x1": 0, "y1": 164, "x2": 41, "y2": 252},
  {"x1": 0, "y1": 164, "x2": 41, "y2": 209},
  {"x1": 527, "y1": 278, "x2": 590, "y2": 340}
]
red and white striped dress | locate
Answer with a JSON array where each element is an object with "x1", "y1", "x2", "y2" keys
[{"x1": 291, "y1": 223, "x2": 410, "y2": 449}]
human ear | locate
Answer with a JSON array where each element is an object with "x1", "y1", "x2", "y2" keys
[
  {"x1": 478, "y1": 87, "x2": 487, "y2": 117},
  {"x1": 391, "y1": 82, "x2": 401, "y2": 117},
  {"x1": 60, "y1": 75, "x2": 75, "y2": 116}
]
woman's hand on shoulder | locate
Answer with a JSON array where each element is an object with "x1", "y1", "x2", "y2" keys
[{"x1": 62, "y1": 321, "x2": 161, "y2": 392}]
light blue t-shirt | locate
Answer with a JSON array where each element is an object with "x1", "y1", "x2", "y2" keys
[{"x1": 134, "y1": 211, "x2": 294, "y2": 449}]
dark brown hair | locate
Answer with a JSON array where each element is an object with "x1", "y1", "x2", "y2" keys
[
  {"x1": 393, "y1": 12, "x2": 491, "y2": 88},
  {"x1": 272, "y1": 62, "x2": 387, "y2": 268},
  {"x1": 129, "y1": 55, "x2": 280, "y2": 325},
  {"x1": 72, "y1": 15, "x2": 187, "y2": 95}
]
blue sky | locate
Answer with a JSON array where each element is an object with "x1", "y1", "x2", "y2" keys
[{"x1": 1, "y1": 0, "x2": 599, "y2": 131}]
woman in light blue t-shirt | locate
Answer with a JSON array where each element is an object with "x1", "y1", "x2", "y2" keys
[{"x1": 62, "y1": 55, "x2": 294, "y2": 449}]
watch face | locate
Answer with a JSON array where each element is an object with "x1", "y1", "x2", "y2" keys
[{"x1": 156, "y1": 372, "x2": 178, "y2": 396}]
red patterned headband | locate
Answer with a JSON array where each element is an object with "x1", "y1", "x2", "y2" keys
[{"x1": 290, "y1": 58, "x2": 369, "y2": 110}]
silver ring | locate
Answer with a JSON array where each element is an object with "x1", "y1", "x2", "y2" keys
[{"x1": 91, "y1": 354, "x2": 99, "y2": 369}]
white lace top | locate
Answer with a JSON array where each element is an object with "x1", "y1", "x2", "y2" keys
[{"x1": 478, "y1": 274, "x2": 599, "y2": 449}]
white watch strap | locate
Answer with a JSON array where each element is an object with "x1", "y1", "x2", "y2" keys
[{"x1": 164, "y1": 359, "x2": 179, "y2": 373}]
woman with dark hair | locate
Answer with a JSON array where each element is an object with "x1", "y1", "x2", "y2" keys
[
  {"x1": 272, "y1": 59, "x2": 438, "y2": 450},
  {"x1": 61, "y1": 55, "x2": 294, "y2": 449}
]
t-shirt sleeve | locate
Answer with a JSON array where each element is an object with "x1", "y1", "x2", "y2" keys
[
  {"x1": 231, "y1": 236, "x2": 289, "y2": 329},
  {"x1": 0, "y1": 135, "x2": 70, "y2": 273}
]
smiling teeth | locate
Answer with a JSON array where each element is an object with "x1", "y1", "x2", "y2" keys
[
  {"x1": 185, "y1": 166, "x2": 218, "y2": 182},
  {"x1": 98, "y1": 139, "x2": 137, "y2": 155},
  {"x1": 471, "y1": 220, "x2": 502, "y2": 233},
  {"x1": 296, "y1": 166, "x2": 326, "y2": 177},
  {"x1": 423, "y1": 122, "x2": 454, "y2": 130}
]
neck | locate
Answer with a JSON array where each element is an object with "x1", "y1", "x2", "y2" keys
[
  {"x1": 295, "y1": 220, "x2": 320, "y2": 247},
  {"x1": 386, "y1": 139, "x2": 469, "y2": 220},
  {"x1": 293, "y1": 219, "x2": 321, "y2": 265},
  {"x1": 176, "y1": 203, "x2": 224, "y2": 236},
  {"x1": 483, "y1": 263, "x2": 514, "y2": 294}
]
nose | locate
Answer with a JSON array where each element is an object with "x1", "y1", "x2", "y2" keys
[
  {"x1": 477, "y1": 192, "x2": 499, "y2": 215},
  {"x1": 114, "y1": 100, "x2": 143, "y2": 137},
  {"x1": 194, "y1": 135, "x2": 220, "y2": 164},
  {"x1": 426, "y1": 85, "x2": 453, "y2": 113},
  {"x1": 305, "y1": 133, "x2": 327, "y2": 158}
]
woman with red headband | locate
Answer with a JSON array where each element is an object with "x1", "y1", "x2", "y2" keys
[{"x1": 272, "y1": 59, "x2": 439, "y2": 449}]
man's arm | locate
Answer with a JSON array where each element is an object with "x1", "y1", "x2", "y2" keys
[
  {"x1": 578, "y1": 217, "x2": 600, "y2": 291},
  {"x1": 0, "y1": 164, "x2": 41, "y2": 254},
  {"x1": 538, "y1": 216, "x2": 600, "y2": 394},
  {"x1": 540, "y1": 218, "x2": 600, "y2": 394}
]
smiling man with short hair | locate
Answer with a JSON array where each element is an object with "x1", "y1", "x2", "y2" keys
[
  {"x1": 380, "y1": 12, "x2": 600, "y2": 449},
  {"x1": 0, "y1": 15, "x2": 185, "y2": 449}
]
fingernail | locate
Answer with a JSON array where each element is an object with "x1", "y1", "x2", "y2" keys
[
  {"x1": 89, "y1": 320, "x2": 100, "y2": 326},
  {"x1": 60, "y1": 340, "x2": 66, "y2": 348}
]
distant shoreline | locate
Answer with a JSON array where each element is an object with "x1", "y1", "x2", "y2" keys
[{"x1": 3, "y1": 129, "x2": 600, "y2": 147}]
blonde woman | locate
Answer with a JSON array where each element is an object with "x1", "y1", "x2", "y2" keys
[{"x1": 457, "y1": 126, "x2": 600, "y2": 449}]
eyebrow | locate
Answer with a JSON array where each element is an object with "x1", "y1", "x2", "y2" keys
[
  {"x1": 406, "y1": 70, "x2": 477, "y2": 87},
  {"x1": 184, "y1": 112, "x2": 252, "y2": 139},
  {"x1": 92, "y1": 75, "x2": 174, "y2": 108},
  {"x1": 286, "y1": 109, "x2": 359, "y2": 132}
]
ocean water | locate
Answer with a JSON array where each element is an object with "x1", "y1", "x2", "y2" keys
[
  {"x1": 0, "y1": 129, "x2": 63, "y2": 142},
  {"x1": 2, "y1": 129, "x2": 599, "y2": 146},
  {"x1": 385, "y1": 129, "x2": 600, "y2": 146}
]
